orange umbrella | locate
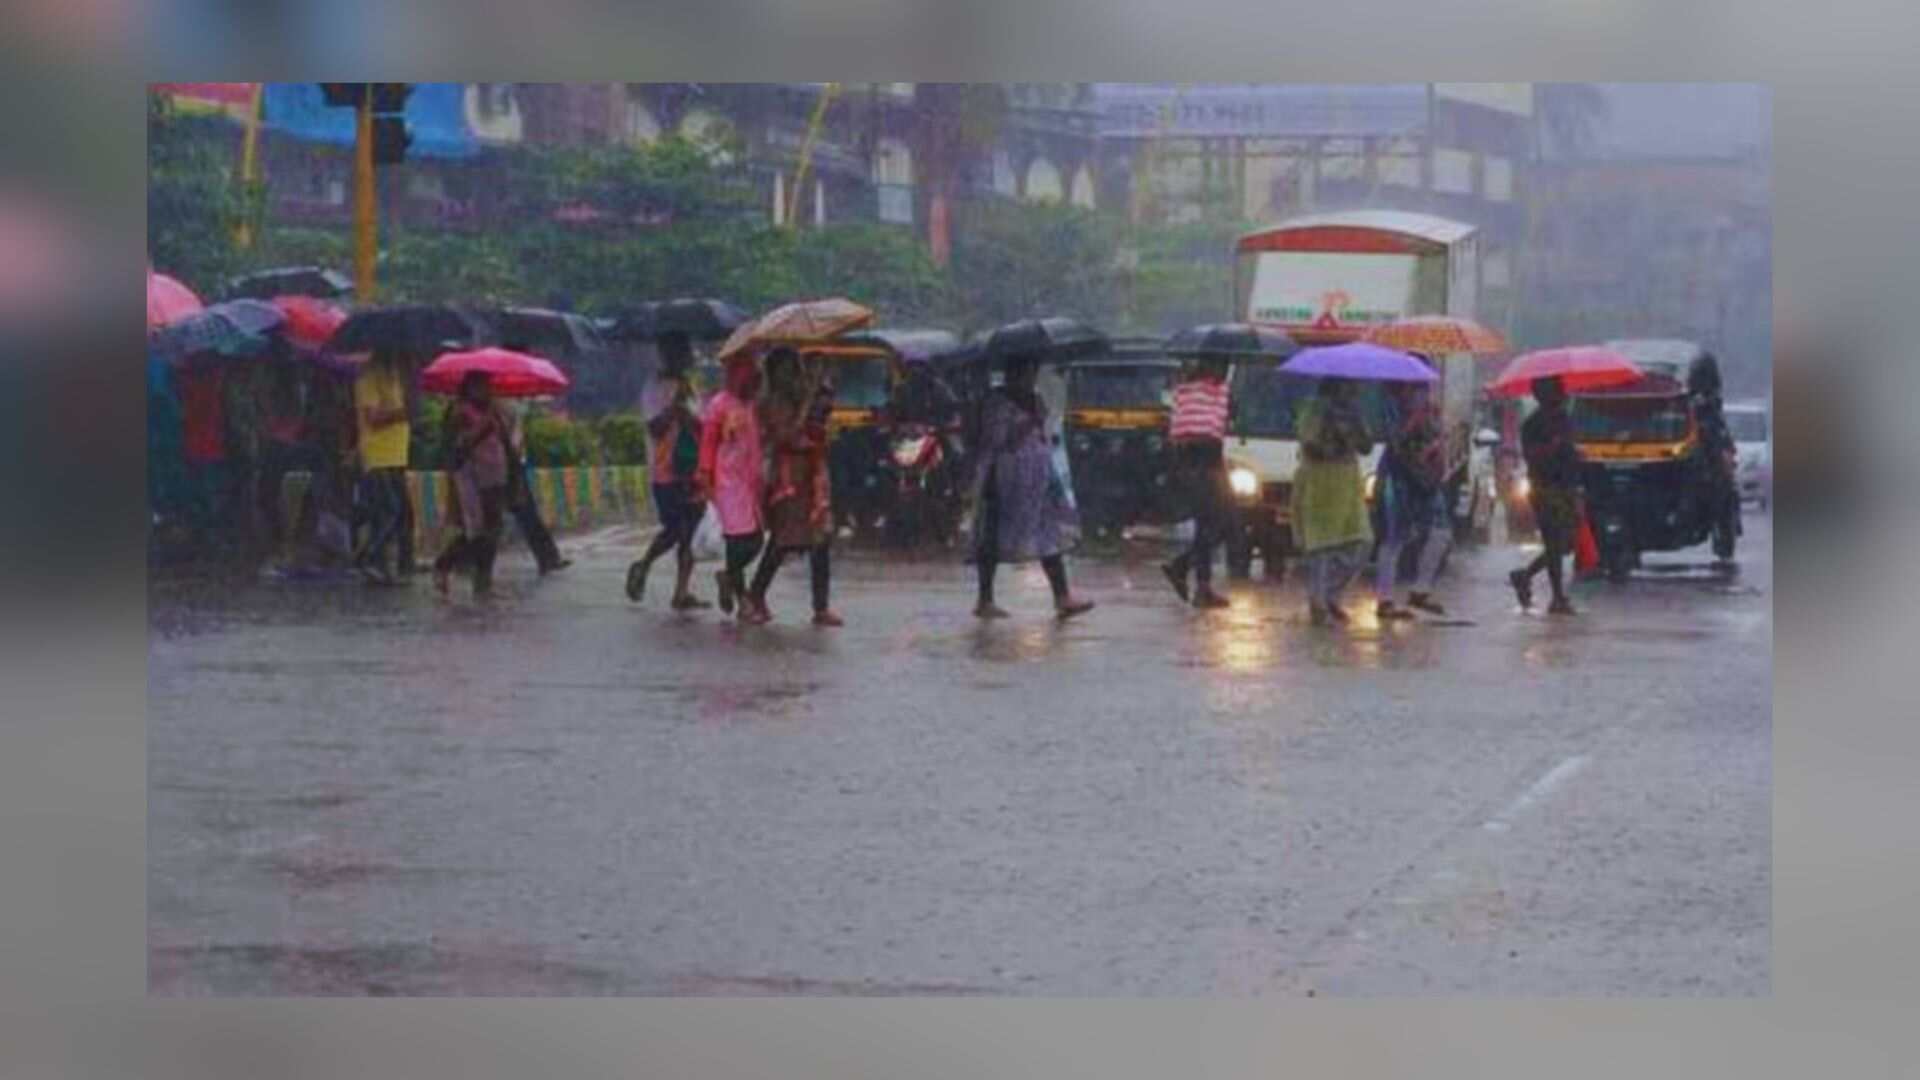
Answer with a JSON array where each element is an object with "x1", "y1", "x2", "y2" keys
[
  {"x1": 717, "y1": 298, "x2": 874, "y2": 361},
  {"x1": 1364, "y1": 315, "x2": 1508, "y2": 357},
  {"x1": 147, "y1": 271, "x2": 203, "y2": 330}
]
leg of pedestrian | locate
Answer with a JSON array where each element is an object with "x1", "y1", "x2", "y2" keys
[{"x1": 810, "y1": 544, "x2": 841, "y2": 626}]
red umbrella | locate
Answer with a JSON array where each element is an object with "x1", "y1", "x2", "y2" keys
[
  {"x1": 421, "y1": 347, "x2": 570, "y2": 398},
  {"x1": 271, "y1": 295, "x2": 348, "y2": 352},
  {"x1": 147, "y1": 271, "x2": 203, "y2": 330},
  {"x1": 1488, "y1": 346, "x2": 1645, "y2": 398}
]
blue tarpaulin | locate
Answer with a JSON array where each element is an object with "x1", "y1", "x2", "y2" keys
[{"x1": 262, "y1": 83, "x2": 479, "y2": 159}]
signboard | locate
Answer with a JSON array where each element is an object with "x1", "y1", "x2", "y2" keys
[{"x1": 1246, "y1": 252, "x2": 1420, "y2": 330}]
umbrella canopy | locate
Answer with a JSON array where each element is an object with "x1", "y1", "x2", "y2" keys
[
  {"x1": 225, "y1": 265, "x2": 354, "y2": 301},
  {"x1": 271, "y1": 295, "x2": 348, "y2": 352},
  {"x1": 149, "y1": 299, "x2": 286, "y2": 366},
  {"x1": 1165, "y1": 323, "x2": 1299, "y2": 363},
  {"x1": 327, "y1": 305, "x2": 490, "y2": 357},
  {"x1": 1364, "y1": 315, "x2": 1508, "y2": 357},
  {"x1": 1488, "y1": 346, "x2": 1646, "y2": 398},
  {"x1": 421, "y1": 347, "x2": 571, "y2": 398},
  {"x1": 838, "y1": 328, "x2": 970, "y2": 365},
  {"x1": 610, "y1": 298, "x2": 751, "y2": 342},
  {"x1": 981, "y1": 317, "x2": 1110, "y2": 365},
  {"x1": 717, "y1": 298, "x2": 874, "y2": 361},
  {"x1": 147, "y1": 271, "x2": 203, "y2": 330},
  {"x1": 1280, "y1": 342, "x2": 1437, "y2": 383},
  {"x1": 491, "y1": 307, "x2": 606, "y2": 359}
]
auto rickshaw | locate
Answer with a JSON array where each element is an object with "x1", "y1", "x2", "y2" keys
[
  {"x1": 1063, "y1": 337, "x2": 1181, "y2": 539},
  {"x1": 1571, "y1": 357, "x2": 1740, "y2": 580},
  {"x1": 806, "y1": 329, "x2": 970, "y2": 540}
]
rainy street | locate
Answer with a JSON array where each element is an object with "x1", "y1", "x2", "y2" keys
[{"x1": 148, "y1": 519, "x2": 1770, "y2": 996}]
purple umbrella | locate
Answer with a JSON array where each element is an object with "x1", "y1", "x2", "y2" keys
[{"x1": 1279, "y1": 342, "x2": 1437, "y2": 382}]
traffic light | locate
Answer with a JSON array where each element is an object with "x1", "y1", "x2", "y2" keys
[
  {"x1": 372, "y1": 117, "x2": 412, "y2": 165},
  {"x1": 370, "y1": 83, "x2": 413, "y2": 114},
  {"x1": 320, "y1": 82, "x2": 365, "y2": 108},
  {"x1": 316, "y1": 82, "x2": 414, "y2": 164}
]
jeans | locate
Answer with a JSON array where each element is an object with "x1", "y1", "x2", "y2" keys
[
  {"x1": 1306, "y1": 541, "x2": 1365, "y2": 609},
  {"x1": 358, "y1": 467, "x2": 414, "y2": 572}
]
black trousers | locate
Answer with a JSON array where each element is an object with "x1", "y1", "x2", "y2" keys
[
  {"x1": 750, "y1": 542, "x2": 831, "y2": 613},
  {"x1": 435, "y1": 486, "x2": 505, "y2": 592},
  {"x1": 509, "y1": 492, "x2": 563, "y2": 569},
  {"x1": 1169, "y1": 442, "x2": 1226, "y2": 588}
]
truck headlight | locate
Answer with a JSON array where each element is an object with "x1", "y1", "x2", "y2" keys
[
  {"x1": 1228, "y1": 467, "x2": 1259, "y2": 499},
  {"x1": 1364, "y1": 473, "x2": 1377, "y2": 501}
]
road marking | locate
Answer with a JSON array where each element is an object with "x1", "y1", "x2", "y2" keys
[{"x1": 1482, "y1": 755, "x2": 1590, "y2": 833}]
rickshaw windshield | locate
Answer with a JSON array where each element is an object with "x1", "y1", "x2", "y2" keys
[
  {"x1": 1068, "y1": 365, "x2": 1176, "y2": 409},
  {"x1": 833, "y1": 357, "x2": 892, "y2": 409},
  {"x1": 1229, "y1": 366, "x2": 1388, "y2": 439},
  {"x1": 1570, "y1": 394, "x2": 1694, "y2": 443}
]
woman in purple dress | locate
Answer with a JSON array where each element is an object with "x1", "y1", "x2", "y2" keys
[{"x1": 970, "y1": 354, "x2": 1095, "y2": 620}]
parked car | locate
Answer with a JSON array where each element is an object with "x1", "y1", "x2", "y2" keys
[{"x1": 1725, "y1": 399, "x2": 1771, "y2": 510}]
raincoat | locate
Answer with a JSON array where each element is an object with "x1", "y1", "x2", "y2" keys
[
  {"x1": 1291, "y1": 394, "x2": 1373, "y2": 553},
  {"x1": 971, "y1": 389, "x2": 1068, "y2": 564},
  {"x1": 696, "y1": 389, "x2": 764, "y2": 536}
]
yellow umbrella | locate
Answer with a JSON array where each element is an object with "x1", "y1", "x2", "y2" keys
[
  {"x1": 717, "y1": 298, "x2": 875, "y2": 361},
  {"x1": 1363, "y1": 315, "x2": 1508, "y2": 357}
]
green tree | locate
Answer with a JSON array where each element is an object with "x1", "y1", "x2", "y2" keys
[
  {"x1": 146, "y1": 92, "x2": 247, "y2": 295},
  {"x1": 948, "y1": 200, "x2": 1121, "y2": 332}
]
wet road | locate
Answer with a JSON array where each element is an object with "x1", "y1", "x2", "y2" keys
[{"x1": 149, "y1": 517, "x2": 1770, "y2": 995}]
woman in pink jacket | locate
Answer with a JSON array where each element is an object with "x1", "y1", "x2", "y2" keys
[{"x1": 696, "y1": 353, "x2": 768, "y2": 623}]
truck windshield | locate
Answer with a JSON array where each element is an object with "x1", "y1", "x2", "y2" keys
[
  {"x1": 1068, "y1": 366, "x2": 1175, "y2": 409},
  {"x1": 1570, "y1": 395, "x2": 1694, "y2": 444},
  {"x1": 1229, "y1": 366, "x2": 1387, "y2": 439},
  {"x1": 832, "y1": 357, "x2": 892, "y2": 409},
  {"x1": 1726, "y1": 409, "x2": 1769, "y2": 442}
]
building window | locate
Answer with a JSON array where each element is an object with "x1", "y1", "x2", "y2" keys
[
  {"x1": 1318, "y1": 138, "x2": 1365, "y2": 183},
  {"x1": 1378, "y1": 136, "x2": 1421, "y2": 187},
  {"x1": 1483, "y1": 155, "x2": 1513, "y2": 202},
  {"x1": 1433, "y1": 147, "x2": 1475, "y2": 195},
  {"x1": 877, "y1": 184, "x2": 914, "y2": 224},
  {"x1": 1070, "y1": 166, "x2": 1096, "y2": 209},
  {"x1": 1026, "y1": 157, "x2": 1064, "y2": 203},
  {"x1": 873, "y1": 137, "x2": 913, "y2": 187}
]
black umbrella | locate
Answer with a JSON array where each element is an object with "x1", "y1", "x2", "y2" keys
[
  {"x1": 492, "y1": 307, "x2": 606, "y2": 359},
  {"x1": 980, "y1": 317, "x2": 1109, "y2": 366},
  {"x1": 839, "y1": 328, "x2": 973, "y2": 365},
  {"x1": 1165, "y1": 322, "x2": 1299, "y2": 363},
  {"x1": 609, "y1": 298, "x2": 751, "y2": 342},
  {"x1": 326, "y1": 305, "x2": 491, "y2": 357},
  {"x1": 225, "y1": 266, "x2": 355, "y2": 301}
]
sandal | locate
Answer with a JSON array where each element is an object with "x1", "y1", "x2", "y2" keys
[
  {"x1": 1509, "y1": 569, "x2": 1534, "y2": 611},
  {"x1": 625, "y1": 560, "x2": 648, "y2": 603},
  {"x1": 974, "y1": 603, "x2": 1011, "y2": 620},
  {"x1": 1056, "y1": 597, "x2": 1096, "y2": 620},
  {"x1": 1160, "y1": 561, "x2": 1190, "y2": 604},
  {"x1": 1408, "y1": 592, "x2": 1446, "y2": 616}
]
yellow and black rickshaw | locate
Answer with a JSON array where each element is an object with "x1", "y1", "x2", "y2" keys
[
  {"x1": 1572, "y1": 356, "x2": 1740, "y2": 579},
  {"x1": 1063, "y1": 337, "x2": 1182, "y2": 539},
  {"x1": 805, "y1": 329, "x2": 970, "y2": 540}
]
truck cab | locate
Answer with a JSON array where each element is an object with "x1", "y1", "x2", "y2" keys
[{"x1": 1225, "y1": 210, "x2": 1493, "y2": 580}]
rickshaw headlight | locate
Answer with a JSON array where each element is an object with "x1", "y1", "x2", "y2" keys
[
  {"x1": 1514, "y1": 475, "x2": 1531, "y2": 499},
  {"x1": 1365, "y1": 473, "x2": 1378, "y2": 501},
  {"x1": 1228, "y1": 467, "x2": 1259, "y2": 499}
]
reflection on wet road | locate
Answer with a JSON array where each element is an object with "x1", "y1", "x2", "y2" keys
[{"x1": 149, "y1": 518, "x2": 1771, "y2": 995}]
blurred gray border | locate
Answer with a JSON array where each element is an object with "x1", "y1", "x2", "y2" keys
[{"x1": 10, "y1": 0, "x2": 1920, "y2": 1074}]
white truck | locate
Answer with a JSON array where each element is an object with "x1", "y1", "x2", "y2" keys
[{"x1": 1223, "y1": 209, "x2": 1496, "y2": 580}]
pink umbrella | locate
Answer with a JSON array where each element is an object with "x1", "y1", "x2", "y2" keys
[
  {"x1": 421, "y1": 347, "x2": 570, "y2": 398},
  {"x1": 1488, "y1": 346, "x2": 1645, "y2": 398},
  {"x1": 147, "y1": 271, "x2": 203, "y2": 330}
]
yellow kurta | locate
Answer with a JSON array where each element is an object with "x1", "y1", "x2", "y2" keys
[{"x1": 1291, "y1": 397, "x2": 1373, "y2": 553}]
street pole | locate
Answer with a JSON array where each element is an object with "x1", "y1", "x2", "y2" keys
[
  {"x1": 234, "y1": 83, "x2": 264, "y2": 252},
  {"x1": 354, "y1": 89, "x2": 377, "y2": 301},
  {"x1": 788, "y1": 83, "x2": 840, "y2": 228}
]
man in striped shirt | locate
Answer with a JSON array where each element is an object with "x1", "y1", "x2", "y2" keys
[{"x1": 1161, "y1": 357, "x2": 1233, "y2": 609}]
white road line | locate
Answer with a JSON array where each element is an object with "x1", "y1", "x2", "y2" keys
[{"x1": 1482, "y1": 755, "x2": 1590, "y2": 833}]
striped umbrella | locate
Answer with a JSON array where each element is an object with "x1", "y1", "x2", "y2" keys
[{"x1": 1364, "y1": 315, "x2": 1508, "y2": 357}]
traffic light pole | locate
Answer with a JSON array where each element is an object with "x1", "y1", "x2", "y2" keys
[{"x1": 354, "y1": 90, "x2": 377, "y2": 301}]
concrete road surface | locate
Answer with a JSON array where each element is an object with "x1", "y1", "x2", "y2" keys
[{"x1": 148, "y1": 517, "x2": 1770, "y2": 995}]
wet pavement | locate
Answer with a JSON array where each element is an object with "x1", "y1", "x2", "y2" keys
[{"x1": 148, "y1": 515, "x2": 1770, "y2": 995}]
